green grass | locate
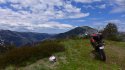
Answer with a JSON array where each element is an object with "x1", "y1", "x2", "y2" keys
[
  {"x1": 106, "y1": 40, "x2": 125, "y2": 48},
  {"x1": 56, "y1": 39, "x2": 121, "y2": 70},
  {"x1": 5, "y1": 39, "x2": 125, "y2": 70}
]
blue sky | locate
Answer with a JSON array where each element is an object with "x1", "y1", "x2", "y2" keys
[{"x1": 0, "y1": 0, "x2": 125, "y2": 33}]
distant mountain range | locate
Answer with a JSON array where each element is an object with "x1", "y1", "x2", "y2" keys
[
  {"x1": 0, "y1": 26, "x2": 97, "y2": 46},
  {"x1": 0, "y1": 30, "x2": 52, "y2": 46}
]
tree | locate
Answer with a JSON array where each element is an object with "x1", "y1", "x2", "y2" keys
[{"x1": 102, "y1": 23, "x2": 119, "y2": 41}]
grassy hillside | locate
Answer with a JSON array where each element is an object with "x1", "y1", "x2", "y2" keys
[{"x1": 5, "y1": 39, "x2": 125, "y2": 70}]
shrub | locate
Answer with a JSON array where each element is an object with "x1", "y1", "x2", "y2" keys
[
  {"x1": 39, "y1": 40, "x2": 65, "y2": 52},
  {"x1": 0, "y1": 40, "x2": 65, "y2": 68}
]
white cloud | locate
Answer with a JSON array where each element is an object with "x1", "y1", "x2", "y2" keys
[
  {"x1": 75, "y1": 20, "x2": 85, "y2": 22},
  {"x1": 111, "y1": 7, "x2": 125, "y2": 13},
  {"x1": 121, "y1": 14, "x2": 125, "y2": 17},
  {"x1": 82, "y1": 4, "x2": 106, "y2": 10},
  {"x1": 109, "y1": 0, "x2": 125, "y2": 13},
  {"x1": 98, "y1": 4, "x2": 106, "y2": 9},
  {"x1": 82, "y1": 5, "x2": 95, "y2": 9},
  {"x1": 0, "y1": 0, "x2": 89, "y2": 33},
  {"x1": 74, "y1": 0, "x2": 101, "y2": 3},
  {"x1": 68, "y1": 13, "x2": 90, "y2": 18},
  {"x1": 0, "y1": 18, "x2": 75, "y2": 33},
  {"x1": 0, "y1": 0, "x2": 5, "y2": 3},
  {"x1": 104, "y1": 19, "x2": 122, "y2": 24},
  {"x1": 37, "y1": 22, "x2": 75, "y2": 29},
  {"x1": 113, "y1": 0, "x2": 125, "y2": 6}
]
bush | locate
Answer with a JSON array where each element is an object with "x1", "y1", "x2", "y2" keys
[
  {"x1": 39, "y1": 40, "x2": 65, "y2": 52},
  {"x1": 0, "y1": 44, "x2": 16, "y2": 54},
  {"x1": 0, "y1": 40, "x2": 65, "y2": 68}
]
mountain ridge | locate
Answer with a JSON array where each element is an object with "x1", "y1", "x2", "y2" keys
[
  {"x1": 0, "y1": 26, "x2": 97, "y2": 46},
  {"x1": 0, "y1": 30, "x2": 52, "y2": 46},
  {"x1": 54, "y1": 26, "x2": 97, "y2": 39}
]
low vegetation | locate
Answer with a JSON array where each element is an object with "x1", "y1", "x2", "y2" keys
[
  {"x1": 4, "y1": 39, "x2": 125, "y2": 70},
  {"x1": 0, "y1": 40, "x2": 65, "y2": 69}
]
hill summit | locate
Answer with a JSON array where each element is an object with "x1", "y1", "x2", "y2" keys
[{"x1": 55, "y1": 26, "x2": 97, "y2": 38}]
